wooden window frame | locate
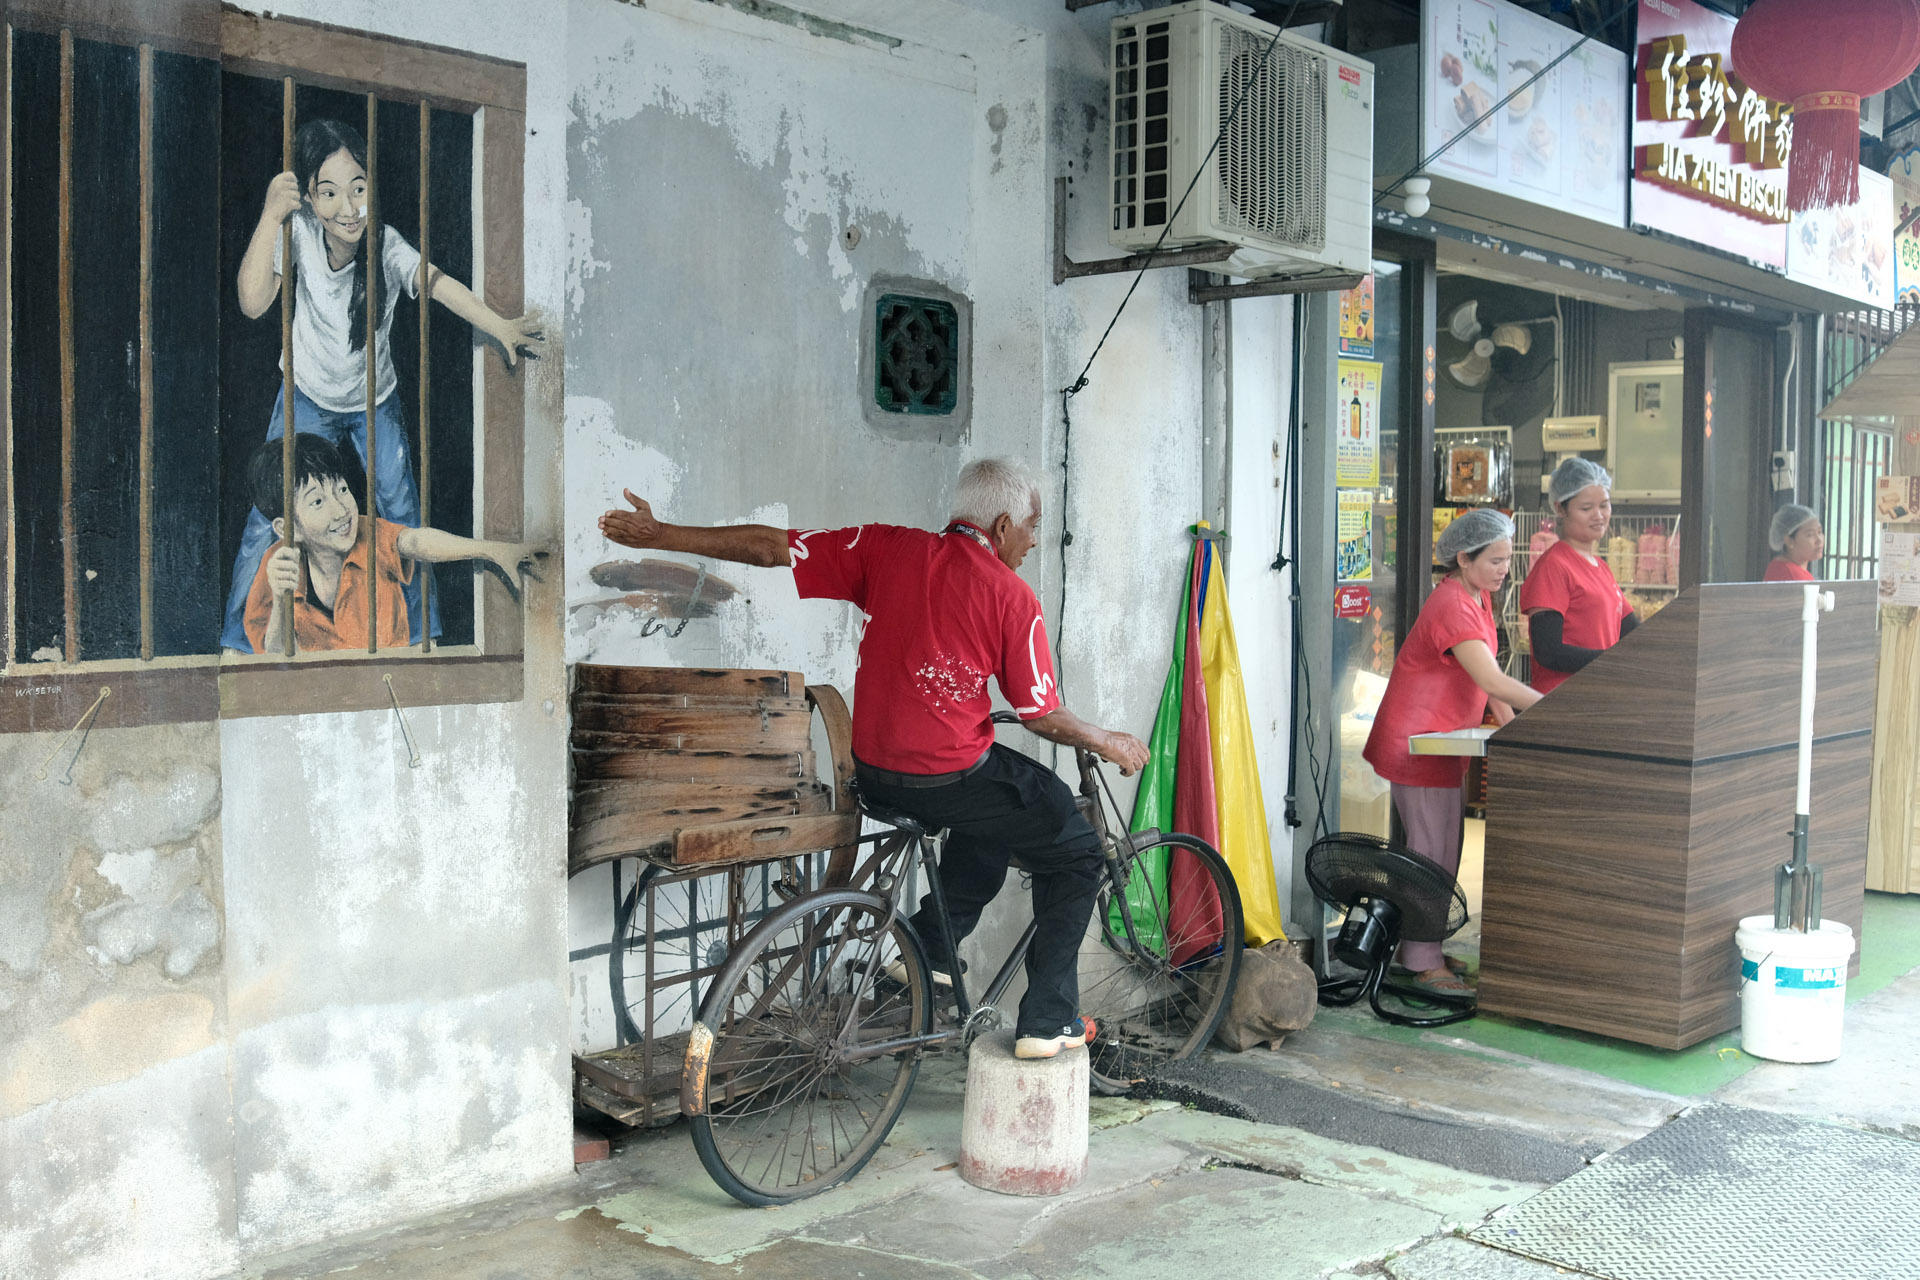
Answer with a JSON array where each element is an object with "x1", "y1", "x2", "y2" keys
[{"x1": 0, "y1": 3, "x2": 528, "y2": 731}]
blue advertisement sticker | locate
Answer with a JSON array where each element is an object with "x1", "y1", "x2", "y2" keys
[{"x1": 1774, "y1": 965, "x2": 1842, "y2": 991}]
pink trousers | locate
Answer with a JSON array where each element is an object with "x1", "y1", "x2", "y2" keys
[{"x1": 1389, "y1": 782, "x2": 1464, "y2": 973}]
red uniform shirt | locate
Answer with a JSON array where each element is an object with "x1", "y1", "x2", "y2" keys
[
  {"x1": 788, "y1": 522, "x2": 1062, "y2": 774},
  {"x1": 1362, "y1": 577, "x2": 1497, "y2": 788},
  {"x1": 1763, "y1": 558, "x2": 1815, "y2": 582},
  {"x1": 1519, "y1": 539, "x2": 1633, "y2": 694}
]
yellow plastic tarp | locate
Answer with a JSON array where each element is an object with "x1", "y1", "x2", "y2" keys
[{"x1": 1198, "y1": 557, "x2": 1287, "y2": 945}]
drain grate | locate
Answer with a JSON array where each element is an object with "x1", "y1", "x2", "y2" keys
[{"x1": 1472, "y1": 1104, "x2": 1920, "y2": 1280}]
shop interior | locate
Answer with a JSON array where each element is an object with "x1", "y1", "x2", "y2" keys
[{"x1": 1334, "y1": 259, "x2": 1790, "y2": 912}]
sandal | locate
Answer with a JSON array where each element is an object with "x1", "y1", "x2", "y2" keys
[{"x1": 1403, "y1": 968, "x2": 1475, "y2": 998}]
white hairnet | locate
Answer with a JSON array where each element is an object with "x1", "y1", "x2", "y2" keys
[
  {"x1": 1548, "y1": 457, "x2": 1612, "y2": 511},
  {"x1": 1769, "y1": 503, "x2": 1817, "y2": 552},
  {"x1": 1436, "y1": 508, "x2": 1514, "y2": 565}
]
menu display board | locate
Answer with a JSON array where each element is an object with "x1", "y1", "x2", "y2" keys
[{"x1": 1423, "y1": 0, "x2": 1628, "y2": 227}]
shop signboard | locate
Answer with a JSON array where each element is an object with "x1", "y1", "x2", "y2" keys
[
  {"x1": 1629, "y1": 0, "x2": 1792, "y2": 271},
  {"x1": 1336, "y1": 358, "x2": 1383, "y2": 487},
  {"x1": 1339, "y1": 275, "x2": 1375, "y2": 358},
  {"x1": 1422, "y1": 0, "x2": 1628, "y2": 228},
  {"x1": 1784, "y1": 167, "x2": 1894, "y2": 308},
  {"x1": 1337, "y1": 491, "x2": 1375, "y2": 583},
  {"x1": 1891, "y1": 149, "x2": 1920, "y2": 305}
]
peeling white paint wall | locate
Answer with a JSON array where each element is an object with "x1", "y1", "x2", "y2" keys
[{"x1": 564, "y1": 0, "x2": 1305, "y2": 1047}]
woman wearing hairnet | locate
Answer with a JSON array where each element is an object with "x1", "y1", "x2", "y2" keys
[
  {"x1": 1762, "y1": 504, "x2": 1823, "y2": 582},
  {"x1": 1520, "y1": 458, "x2": 1638, "y2": 695},
  {"x1": 1363, "y1": 509, "x2": 1541, "y2": 997}
]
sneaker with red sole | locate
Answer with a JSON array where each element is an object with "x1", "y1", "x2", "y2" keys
[{"x1": 1013, "y1": 1016, "x2": 1097, "y2": 1059}]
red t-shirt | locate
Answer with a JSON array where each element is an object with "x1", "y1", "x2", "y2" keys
[
  {"x1": 1519, "y1": 539, "x2": 1633, "y2": 694},
  {"x1": 1362, "y1": 577, "x2": 1496, "y2": 788},
  {"x1": 1763, "y1": 559, "x2": 1815, "y2": 582},
  {"x1": 788, "y1": 522, "x2": 1062, "y2": 773}
]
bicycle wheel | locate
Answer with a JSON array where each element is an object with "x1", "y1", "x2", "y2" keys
[
  {"x1": 688, "y1": 888, "x2": 931, "y2": 1205},
  {"x1": 610, "y1": 859, "x2": 812, "y2": 1048},
  {"x1": 1078, "y1": 834, "x2": 1242, "y2": 1094}
]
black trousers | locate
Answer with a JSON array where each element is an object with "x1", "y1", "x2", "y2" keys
[{"x1": 855, "y1": 744, "x2": 1102, "y2": 1036}]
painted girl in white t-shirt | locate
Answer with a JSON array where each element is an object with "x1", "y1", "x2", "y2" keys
[{"x1": 223, "y1": 117, "x2": 542, "y2": 651}]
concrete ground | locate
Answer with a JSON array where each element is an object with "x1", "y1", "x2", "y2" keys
[{"x1": 236, "y1": 887, "x2": 1920, "y2": 1280}]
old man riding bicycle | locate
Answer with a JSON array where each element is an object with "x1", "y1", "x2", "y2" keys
[{"x1": 600, "y1": 456, "x2": 1148, "y2": 1059}]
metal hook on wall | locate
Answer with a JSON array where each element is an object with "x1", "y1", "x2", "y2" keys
[
  {"x1": 382, "y1": 674, "x2": 424, "y2": 769},
  {"x1": 35, "y1": 686, "x2": 110, "y2": 784},
  {"x1": 641, "y1": 563, "x2": 708, "y2": 639}
]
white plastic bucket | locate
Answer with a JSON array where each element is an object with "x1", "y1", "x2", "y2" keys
[{"x1": 1735, "y1": 915, "x2": 1856, "y2": 1063}]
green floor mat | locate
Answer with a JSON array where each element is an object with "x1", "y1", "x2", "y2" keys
[{"x1": 1324, "y1": 891, "x2": 1920, "y2": 1098}]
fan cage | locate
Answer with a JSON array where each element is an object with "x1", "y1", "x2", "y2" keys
[
  {"x1": 1304, "y1": 832, "x2": 1468, "y2": 943},
  {"x1": 1213, "y1": 24, "x2": 1326, "y2": 250}
]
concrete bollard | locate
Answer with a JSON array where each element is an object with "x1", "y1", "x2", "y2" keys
[{"x1": 957, "y1": 1030, "x2": 1089, "y2": 1196}]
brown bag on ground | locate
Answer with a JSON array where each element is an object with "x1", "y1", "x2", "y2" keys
[{"x1": 1212, "y1": 940, "x2": 1317, "y2": 1051}]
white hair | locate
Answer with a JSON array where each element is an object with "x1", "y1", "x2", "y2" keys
[{"x1": 950, "y1": 457, "x2": 1040, "y2": 528}]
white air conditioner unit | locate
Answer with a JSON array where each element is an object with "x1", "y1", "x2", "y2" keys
[
  {"x1": 1542, "y1": 416, "x2": 1606, "y2": 451},
  {"x1": 1108, "y1": 1, "x2": 1374, "y2": 280}
]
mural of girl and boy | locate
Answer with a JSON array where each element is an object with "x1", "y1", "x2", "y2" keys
[{"x1": 223, "y1": 116, "x2": 543, "y2": 653}]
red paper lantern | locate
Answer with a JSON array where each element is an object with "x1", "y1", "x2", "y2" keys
[{"x1": 1731, "y1": 0, "x2": 1920, "y2": 211}]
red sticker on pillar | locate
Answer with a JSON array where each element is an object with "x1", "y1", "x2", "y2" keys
[{"x1": 1335, "y1": 584, "x2": 1372, "y2": 618}]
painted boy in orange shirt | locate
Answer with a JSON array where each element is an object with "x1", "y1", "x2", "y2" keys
[{"x1": 242, "y1": 434, "x2": 540, "y2": 653}]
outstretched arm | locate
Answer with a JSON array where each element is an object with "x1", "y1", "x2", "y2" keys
[
  {"x1": 420, "y1": 264, "x2": 545, "y2": 369},
  {"x1": 599, "y1": 490, "x2": 791, "y2": 568},
  {"x1": 395, "y1": 526, "x2": 547, "y2": 582},
  {"x1": 1021, "y1": 707, "x2": 1150, "y2": 776}
]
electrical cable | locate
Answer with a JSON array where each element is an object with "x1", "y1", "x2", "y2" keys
[
  {"x1": 1053, "y1": 0, "x2": 1305, "y2": 656},
  {"x1": 1375, "y1": 0, "x2": 1638, "y2": 209},
  {"x1": 1275, "y1": 295, "x2": 1330, "y2": 840}
]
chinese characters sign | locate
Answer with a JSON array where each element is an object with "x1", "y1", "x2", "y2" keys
[
  {"x1": 1631, "y1": 0, "x2": 1791, "y2": 269},
  {"x1": 1635, "y1": 31, "x2": 1792, "y2": 224}
]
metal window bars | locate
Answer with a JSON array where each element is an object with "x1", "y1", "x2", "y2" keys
[
  {"x1": 1816, "y1": 303, "x2": 1912, "y2": 585},
  {"x1": 24, "y1": 63, "x2": 442, "y2": 663}
]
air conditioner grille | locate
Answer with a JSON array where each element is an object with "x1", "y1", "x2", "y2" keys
[{"x1": 1215, "y1": 26, "x2": 1326, "y2": 251}]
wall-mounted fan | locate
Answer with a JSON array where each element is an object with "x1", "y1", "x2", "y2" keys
[
  {"x1": 1306, "y1": 832, "x2": 1475, "y2": 1028},
  {"x1": 1441, "y1": 299, "x2": 1558, "y2": 427}
]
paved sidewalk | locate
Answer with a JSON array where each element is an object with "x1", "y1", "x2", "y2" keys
[{"x1": 246, "y1": 1056, "x2": 1566, "y2": 1280}]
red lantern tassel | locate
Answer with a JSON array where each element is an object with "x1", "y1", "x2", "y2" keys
[{"x1": 1788, "y1": 94, "x2": 1863, "y2": 213}]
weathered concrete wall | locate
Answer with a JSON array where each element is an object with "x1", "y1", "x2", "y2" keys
[
  {"x1": 1, "y1": 0, "x2": 573, "y2": 1275},
  {"x1": 0, "y1": 726, "x2": 237, "y2": 1278},
  {"x1": 563, "y1": 0, "x2": 1306, "y2": 1047}
]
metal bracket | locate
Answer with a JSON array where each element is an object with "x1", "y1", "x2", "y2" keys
[
  {"x1": 35, "y1": 686, "x2": 109, "y2": 784},
  {"x1": 1188, "y1": 267, "x2": 1366, "y2": 304},
  {"x1": 1053, "y1": 178, "x2": 1364, "y2": 301},
  {"x1": 383, "y1": 674, "x2": 424, "y2": 769},
  {"x1": 641, "y1": 563, "x2": 708, "y2": 639},
  {"x1": 1054, "y1": 176, "x2": 1234, "y2": 286}
]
